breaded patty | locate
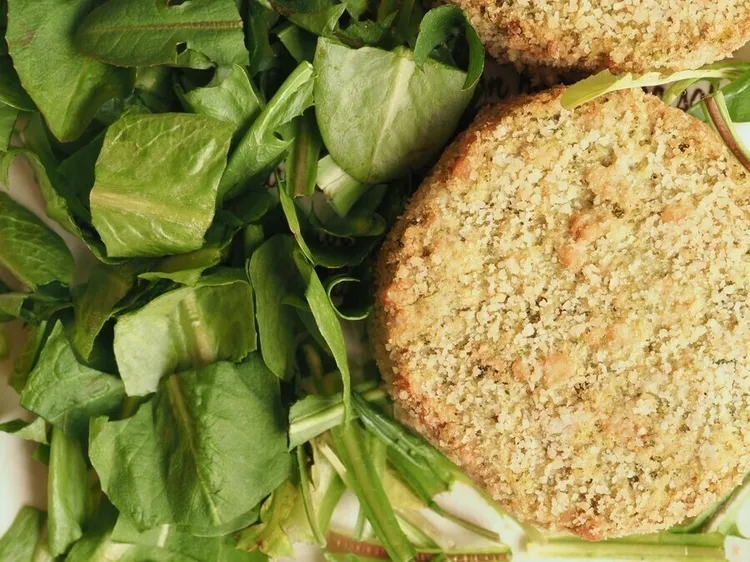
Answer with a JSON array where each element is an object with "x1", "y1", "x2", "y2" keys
[
  {"x1": 372, "y1": 88, "x2": 750, "y2": 540},
  {"x1": 449, "y1": 0, "x2": 750, "y2": 73}
]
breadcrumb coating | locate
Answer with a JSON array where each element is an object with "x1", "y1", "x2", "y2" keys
[
  {"x1": 447, "y1": 0, "x2": 750, "y2": 73},
  {"x1": 372, "y1": 88, "x2": 750, "y2": 540}
]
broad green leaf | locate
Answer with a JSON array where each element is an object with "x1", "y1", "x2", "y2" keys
[
  {"x1": 285, "y1": 110, "x2": 321, "y2": 198},
  {"x1": 90, "y1": 113, "x2": 234, "y2": 258},
  {"x1": 76, "y1": 0, "x2": 248, "y2": 68},
  {"x1": 220, "y1": 62, "x2": 314, "y2": 198},
  {"x1": 248, "y1": 235, "x2": 303, "y2": 380},
  {"x1": 138, "y1": 245, "x2": 227, "y2": 286},
  {"x1": 70, "y1": 262, "x2": 142, "y2": 362},
  {"x1": 0, "y1": 191, "x2": 74, "y2": 290},
  {"x1": 113, "y1": 272, "x2": 257, "y2": 396},
  {"x1": 0, "y1": 417, "x2": 48, "y2": 444},
  {"x1": 6, "y1": 0, "x2": 133, "y2": 142},
  {"x1": 178, "y1": 65, "x2": 263, "y2": 133},
  {"x1": 9, "y1": 320, "x2": 52, "y2": 393},
  {"x1": 237, "y1": 480, "x2": 297, "y2": 558},
  {"x1": 0, "y1": 103, "x2": 18, "y2": 152},
  {"x1": 0, "y1": 506, "x2": 45, "y2": 562},
  {"x1": 413, "y1": 5, "x2": 484, "y2": 90},
  {"x1": 21, "y1": 322, "x2": 125, "y2": 440},
  {"x1": 0, "y1": 55, "x2": 34, "y2": 111},
  {"x1": 90, "y1": 356, "x2": 291, "y2": 533},
  {"x1": 314, "y1": 39, "x2": 473, "y2": 183},
  {"x1": 48, "y1": 427, "x2": 92, "y2": 556}
]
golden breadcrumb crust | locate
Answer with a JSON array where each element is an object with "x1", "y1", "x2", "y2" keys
[
  {"x1": 372, "y1": 87, "x2": 750, "y2": 540},
  {"x1": 445, "y1": 0, "x2": 750, "y2": 73}
]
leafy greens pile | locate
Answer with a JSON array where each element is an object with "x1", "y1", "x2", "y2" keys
[{"x1": 1, "y1": 0, "x2": 750, "y2": 561}]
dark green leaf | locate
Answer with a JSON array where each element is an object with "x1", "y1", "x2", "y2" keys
[
  {"x1": 220, "y1": 61, "x2": 314, "y2": 198},
  {"x1": 245, "y1": 0, "x2": 276, "y2": 75},
  {"x1": 413, "y1": 5, "x2": 484, "y2": 90},
  {"x1": 58, "y1": 133, "x2": 106, "y2": 218},
  {"x1": 285, "y1": 110, "x2": 321, "y2": 197},
  {"x1": 0, "y1": 103, "x2": 18, "y2": 152},
  {"x1": 9, "y1": 320, "x2": 52, "y2": 393},
  {"x1": 0, "y1": 55, "x2": 34, "y2": 111},
  {"x1": 21, "y1": 322, "x2": 126, "y2": 440},
  {"x1": 0, "y1": 417, "x2": 48, "y2": 444},
  {"x1": 0, "y1": 506, "x2": 45, "y2": 562},
  {"x1": 277, "y1": 23, "x2": 318, "y2": 63},
  {"x1": 113, "y1": 271, "x2": 257, "y2": 396},
  {"x1": 76, "y1": 0, "x2": 249, "y2": 68},
  {"x1": 90, "y1": 356, "x2": 291, "y2": 533},
  {"x1": 90, "y1": 113, "x2": 234, "y2": 258},
  {"x1": 288, "y1": 4, "x2": 346, "y2": 38},
  {"x1": 314, "y1": 39, "x2": 473, "y2": 183},
  {"x1": 325, "y1": 275, "x2": 372, "y2": 320},
  {"x1": 48, "y1": 427, "x2": 92, "y2": 556},
  {"x1": 0, "y1": 191, "x2": 74, "y2": 290},
  {"x1": 6, "y1": 0, "x2": 133, "y2": 141}
]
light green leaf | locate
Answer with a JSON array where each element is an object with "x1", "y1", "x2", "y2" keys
[
  {"x1": 89, "y1": 356, "x2": 291, "y2": 533},
  {"x1": 316, "y1": 155, "x2": 368, "y2": 217},
  {"x1": 48, "y1": 427, "x2": 92, "y2": 556},
  {"x1": 220, "y1": 62, "x2": 314, "y2": 198},
  {"x1": 21, "y1": 322, "x2": 125, "y2": 440},
  {"x1": 314, "y1": 39, "x2": 473, "y2": 184},
  {"x1": 0, "y1": 417, "x2": 48, "y2": 444},
  {"x1": 6, "y1": 0, "x2": 133, "y2": 142},
  {"x1": 0, "y1": 191, "x2": 74, "y2": 290},
  {"x1": 0, "y1": 506, "x2": 45, "y2": 562},
  {"x1": 248, "y1": 235, "x2": 303, "y2": 380},
  {"x1": 178, "y1": 65, "x2": 264, "y2": 133},
  {"x1": 138, "y1": 245, "x2": 227, "y2": 286},
  {"x1": 237, "y1": 480, "x2": 297, "y2": 558},
  {"x1": 90, "y1": 113, "x2": 234, "y2": 258},
  {"x1": 114, "y1": 271, "x2": 256, "y2": 396},
  {"x1": 76, "y1": 0, "x2": 248, "y2": 68}
]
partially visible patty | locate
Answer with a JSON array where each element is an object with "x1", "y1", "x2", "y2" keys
[
  {"x1": 448, "y1": 0, "x2": 750, "y2": 73},
  {"x1": 372, "y1": 87, "x2": 750, "y2": 540}
]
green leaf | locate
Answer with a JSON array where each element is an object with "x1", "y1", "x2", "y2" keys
[
  {"x1": 237, "y1": 480, "x2": 297, "y2": 558},
  {"x1": 413, "y1": 5, "x2": 484, "y2": 90},
  {"x1": 249, "y1": 235, "x2": 304, "y2": 379},
  {"x1": 89, "y1": 356, "x2": 291, "y2": 533},
  {"x1": 20, "y1": 322, "x2": 126, "y2": 440},
  {"x1": 288, "y1": 4, "x2": 347, "y2": 38},
  {"x1": 0, "y1": 507, "x2": 45, "y2": 562},
  {"x1": 0, "y1": 103, "x2": 18, "y2": 152},
  {"x1": 0, "y1": 191, "x2": 74, "y2": 290},
  {"x1": 314, "y1": 39, "x2": 473, "y2": 183},
  {"x1": 0, "y1": 417, "x2": 48, "y2": 444},
  {"x1": 316, "y1": 155, "x2": 369, "y2": 217},
  {"x1": 285, "y1": 110, "x2": 321, "y2": 197},
  {"x1": 138, "y1": 245, "x2": 227, "y2": 286},
  {"x1": 5, "y1": 0, "x2": 133, "y2": 142},
  {"x1": 48, "y1": 427, "x2": 92, "y2": 556},
  {"x1": 113, "y1": 271, "x2": 257, "y2": 396},
  {"x1": 689, "y1": 70, "x2": 750, "y2": 123},
  {"x1": 58, "y1": 133, "x2": 106, "y2": 219},
  {"x1": 76, "y1": 0, "x2": 249, "y2": 68},
  {"x1": 293, "y1": 250, "x2": 352, "y2": 422},
  {"x1": 277, "y1": 23, "x2": 318, "y2": 63},
  {"x1": 0, "y1": 55, "x2": 34, "y2": 111},
  {"x1": 9, "y1": 320, "x2": 52, "y2": 393},
  {"x1": 220, "y1": 61, "x2": 314, "y2": 198},
  {"x1": 90, "y1": 113, "x2": 234, "y2": 258},
  {"x1": 178, "y1": 65, "x2": 264, "y2": 133}
]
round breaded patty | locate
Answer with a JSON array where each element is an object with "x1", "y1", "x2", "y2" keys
[
  {"x1": 372, "y1": 87, "x2": 750, "y2": 540},
  {"x1": 449, "y1": 0, "x2": 750, "y2": 73}
]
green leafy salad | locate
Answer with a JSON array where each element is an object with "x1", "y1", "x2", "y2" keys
[{"x1": 0, "y1": 0, "x2": 750, "y2": 561}]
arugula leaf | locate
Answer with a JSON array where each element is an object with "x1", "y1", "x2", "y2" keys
[
  {"x1": 413, "y1": 5, "x2": 484, "y2": 90},
  {"x1": 76, "y1": 0, "x2": 249, "y2": 68},
  {"x1": 0, "y1": 417, "x2": 48, "y2": 444},
  {"x1": 237, "y1": 480, "x2": 297, "y2": 558},
  {"x1": 48, "y1": 427, "x2": 92, "y2": 556},
  {"x1": 178, "y1": 65, "x2": 264, "y2": 133},
  {"x1": 220, "y1": 61, "x2": 314, "y2": 198},
  {"x1": 0, "y1": 191, "x2": 74, "y2": 291},
  {"x1": 90, "y1": 113, "x2": 234, "y2": 258},
  {"x1": 113, "y1": 271, "x2": 256, "y2": 396},
  {"x1": 20, "y1": 322, "x2": 126, "y2": 440},
  {"x1": 0, "y1": 506, "x2": 45, "y2": 562},
  {"x1": 314, "y1": 39, "x2": 474, "y2": 183},
  {"x1": 89, "y1": 356, "x2": 291, "y2": 533},
  {"x1": 5, "y1": 0, "x2": 133, "y2": 142}
]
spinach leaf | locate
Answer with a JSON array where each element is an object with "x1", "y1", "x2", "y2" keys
[
  {"x1": 178, "y1": 65, "x2": 264, "y2": 134},
  {"x1": 314, "y1": 38, "x2": 474, "y2": 183},
  {"x1": 48, "y1": 427, "x2": 92, "y2": 556},
  {"x1": 248, "y1": 235, "x2": 303, "y2": 379},
  {"x1": 0, "y1": 506, "x2": 45, "y2": 562},
  {"x1": 89, "y1": 356, "x2": 291, "y2": 533},
  {"x1": 90, "y1": 113, "x2": 234, "y2": 258},
  {"x1": 236, "y1": 480, "x2": 297, "y2": 558},
  {"x1": 0, "y1": 191, "x2": 74, "y2": 290},
  {"x1": 20, "y1": 322, "x2": 126, "y2": 440},
  {"x1": 0, "y1": 417, "x2": 48, "y2": 444},
  {"x1": 0, "y1": 103, "x2": 18, "y2": 152},
  {"x1": 5, "y1": 0, "x2": 133, "y2": 142},
  {"x1": 413, "y1": 5, "x2": 484, "y2": 90},
  {"x1": 113, "y1": 271, "x2": 256, "y2": 396},
  {"x1": 220, "y1": 61, "x2": 314, "y2": 198},
  {"x1": 76, "y1": 0, "x2": 249, "y2": 68},
  {"x1": 285, "y1": 110, "x2": 321, "y2": 197}
]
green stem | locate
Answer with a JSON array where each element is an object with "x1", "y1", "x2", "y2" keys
[{"x1": 297, "y1": 446, "x2": 326, "y2": 546}]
